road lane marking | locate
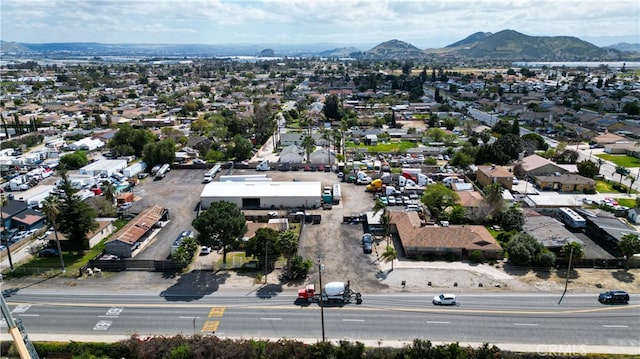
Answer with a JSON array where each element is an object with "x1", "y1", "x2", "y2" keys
[
  {"x1": 342, "y1": 319, "x2": 365, "y2": 322},
  {"x1": 17, "y1": 314, "x2": 40, "y2": 317},
  {"x1": 93, "y1": 320, "x2": 112, "y2": 331},
  {"x1": 12, "y1": 304, "x2": 32, "y2": 313},
  {"x1": 208, "y1": 307, "x2": 225, "y2": 317},
  {"x1": 602, "y1": 325, "x2": 628, "y2": 328},
  {"x1": 98, "y1": 315, "x2": 119, "y2": 318},
  {"x1": 260, "y1": 317, "x2": 282, "y2": 320},
  {"x1": 513, "y1": 323, "x2": 538, "y2": 326},
  {"x1": 201, "y1": 320, "x2": 219, "y2": 332},
  {"x1": 426, "y1": 321, "x2": 450, "y2": 324},
  {"x1": 106, "y1": 307, "x2": 123, "y2": 316}
]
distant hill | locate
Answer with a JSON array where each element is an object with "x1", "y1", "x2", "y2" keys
[
  {"x1": 605, "y1": 42, "x2": 640, "y2": 53},
  {"x1": 451, "y1": 29, "x2": 610, "y2": 61},
  {"x1": 364, "y1": 39, "x2": 424, "y2": 59},
  {"x1": 1, "y1": 30, "x2": 637, "y2": 61},
  {"x1": 318, "y1": 47, "x2": 362, "y2": 58},
  {"x1": 445, "y1": 32, "x2": 492, "y2": 49}
]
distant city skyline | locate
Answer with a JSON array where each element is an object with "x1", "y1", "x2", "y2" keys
[{"x1": 1, "y1": 0, "x2": 638, "y2": 49}]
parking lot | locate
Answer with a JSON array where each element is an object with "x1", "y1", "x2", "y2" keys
[
  {"x1": 127, "y1": 166, "x2": 389, "y2": 292},
  {"x1": 129, "y1": 167, "x2": 208, "y2": 260}
]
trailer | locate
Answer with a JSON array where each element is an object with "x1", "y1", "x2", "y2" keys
[
  {"x1": 297, "y1": 281, "x2": 362, "y2": 304},
  {"x1": 155, "y1": 163, "x2": 170, "y2": 179}
]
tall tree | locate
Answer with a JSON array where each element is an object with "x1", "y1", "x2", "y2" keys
[
  {"x1": 483, "y1": 183, "x2": 505, "y2": 217},
  {"x1": 276, "y1": 230, "x2": 299, "y2": 279},
  {"x1": 192, "y1": 201, "x2": 247, "y2": 265},
  {"x1": 576, "y1": 160, "x2": 599, "y2": 179},
  {"x1": 613, "y1": 166, "x2": 630, "y2": 188},
  {"x1": 380, "y1": 246, "x2": 398, "y2": 271},
  {"x1": 244, "y1": 227, "x2": 278, "y2": 272},
  {"x1": 421, "y1": 184, "x2": 458, "y2": 220},
  {"x1": 142, "y1": 138, "x2": 176, "y2": 169},
  {"x1": 42, "y1": 195, "x2": 66, "y2": 273},
  {"x1": 511, "y1": 119, "x2": 520, "y2": 135},
  {"x1": 323, "y1": 94, "x2": 343, "y2": 121},
  {"x1": 55, "y1": 172, "x2": 99, "y2": 255},
  {"x1": 301, "y1": 135, "x2": 316, "y2": 162},
  {"x1": 618, "y1": 233, "x2": 640, "y2": 270},
  {"x1": 562, "y1": 241, "x2": 585, "y2": 262},
  {"x1": 227, "y1": 134, "x2": 253, "y2": 161}
]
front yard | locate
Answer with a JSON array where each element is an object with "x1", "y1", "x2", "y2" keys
[{"x1": 596, "y1": 153, "x2": 640, "y2": 167}]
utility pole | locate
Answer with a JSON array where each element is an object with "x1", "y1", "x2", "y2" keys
[
  {"x1": 1, "y1": 295, "x2": 39, "y2": 358},
  {"x1": 558, "y1": 246, "x2": 574, "y2": 305},
  {"x1": 264, "y1": 239, "x2": 268, "y2": 284},
  {"x1": 317, "y1": 253, "x2": 325, "y2": 342}
]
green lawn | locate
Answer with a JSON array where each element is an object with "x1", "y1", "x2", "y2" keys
[
  {"x1": 345, "y1": 141, "x2": 416, "y2": 153},
  {"x1": 595, "y1": 153, "x2": 640, "y2": 167},
  {"x1": 596, "y1": 179, "x2": 638, "y2": 194},
  {"x1": 615, "y1": 198, "x2": 637, "y2": 208}
]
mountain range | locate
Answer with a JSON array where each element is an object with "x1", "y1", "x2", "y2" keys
[{"x1": 1, "y1": 29, "x2": 638, "y2": 61}]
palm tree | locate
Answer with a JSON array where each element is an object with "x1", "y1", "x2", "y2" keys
[
  {"x1": 102, "y1": 180, "x2": 116, "y2": 205},
  {"x1": 301, "y1": 135, "x2": 316, "y2": 162},
  {"x1": 625, "y1": 174, "x2": 637, "y2": 195},
  {"x1": 42, "y1": 195, "x2": 65, "y2": 273},
  {"x1": 613, "y1": 166, "x2": 630, "y2": 188},
  {"x1": 380, "y1": 246, "x2": 397, "y2": 271},
  {"x1": 380, "y1": 212, "x2": 391, "y2": 246}
]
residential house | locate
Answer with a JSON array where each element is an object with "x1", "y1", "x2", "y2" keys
[
  {"x1": 627, "y1": 208, "x2": 640, "y2": 224},
  {"x1": 603, "y1": 142, "x2": 637, "y2": 155},
  {"x1": 390, "y1": 211, "x2": 503, "y2": 260},
  {"x1": 520, "y1": 154, "x2": 567, "y2": 177},
  {"x1": 279, "y1": 145, "x2": 304, "y2": 164},
  {"x1": 104, "y1": 205, "x2": 168, "y2": 258},
  {"x1": 309, "y1": 148, "x2": 336, "y2": 164},
  {"x1": 534, "y1": 173, "x2": 595, "y2": 193},
  {"x1": 456, "y1": 190, "x2": 491, "y2": 223},
  {"x1": 591, "y1": 132, "x2": 626, "y2": 146},
  {"x1": 45, "y1": 219, "x2": 115, "y2": 250},
  {"x1": 522, "y1": 212, "x2": 583, "y2": 250},
  {"x1": 476, "y1": 165, "x2": 513, "y2": 190}
]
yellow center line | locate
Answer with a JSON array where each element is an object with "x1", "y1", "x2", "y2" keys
[{"x1": 7, "y1": 301, "x2": 639, "y2": 316}]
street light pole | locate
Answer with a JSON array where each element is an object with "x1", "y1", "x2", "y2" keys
[{"x1": 317, "y1": 254, "x2": 325, "y2": 342}]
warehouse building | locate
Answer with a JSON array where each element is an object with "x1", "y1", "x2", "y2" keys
[
  {"x1": 79, "y1": 159, "x2": 127, "y2": 177},
  {"x1": 200, "y1": 181, "x2": 322, "y2": 210}
]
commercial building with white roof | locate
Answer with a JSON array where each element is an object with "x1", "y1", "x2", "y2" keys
[{"x1": 200, "y1": 181, "x2": 322, "y2": 210}]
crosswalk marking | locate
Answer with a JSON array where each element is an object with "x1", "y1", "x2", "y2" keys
[
  {"x1": 201, "y1": 320, "x2": 219, "y2": 332},
  {"x1": 208, "y1": 307, "x2": 225, "y2": 317}
]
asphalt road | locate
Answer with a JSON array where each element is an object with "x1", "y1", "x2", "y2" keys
[{"x1": 3, "y1": 290, "x2": 638, "y2": 353}]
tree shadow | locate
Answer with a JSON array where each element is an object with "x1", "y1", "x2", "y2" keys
[
  {"x1": 534, "y1": 269, "x2": 552, "y2": 280},
  {"x1": 556, "y1": 268, "x2": 580, "y2": 280},
  {"x1": 501, "y1": 264, "x2": 531, "y2": 277},
  {"x1": 160, "y1": 270, "x2": 230, "y2": 302},
  {"x1": 612, "y1": 270, "x2": 635, "y2": 283},
  {"x1": 253, "y1": 283, "x2": 283, "y2": 299}
]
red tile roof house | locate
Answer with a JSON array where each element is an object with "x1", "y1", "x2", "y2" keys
[{"x1": 390, "y1": 212, "x2": 503, "y2": 260}]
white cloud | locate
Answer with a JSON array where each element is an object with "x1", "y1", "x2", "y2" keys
[{"x1": 1, "y1": 0, "x2": 638, "y2": 46}]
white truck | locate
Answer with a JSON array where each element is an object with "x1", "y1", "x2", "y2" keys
[
  {"x1": 256, "y1": 160, "x2": 271, "y2": 171},
  {"x1": 9, "y1": 175, "x2": 30, "y2": 191}
]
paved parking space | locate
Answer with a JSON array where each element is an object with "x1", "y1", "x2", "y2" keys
[{"x1": 130, "y1": 168, "x2": 207, "y2": 260}]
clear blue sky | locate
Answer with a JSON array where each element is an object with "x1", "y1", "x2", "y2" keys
[{"x1": 1, "y1": 0, "x2": 638, "y2": 48}]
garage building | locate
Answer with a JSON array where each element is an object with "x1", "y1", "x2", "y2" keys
[{"x1": 200, "y1": 181, "x2": 322, "y2": 210}]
